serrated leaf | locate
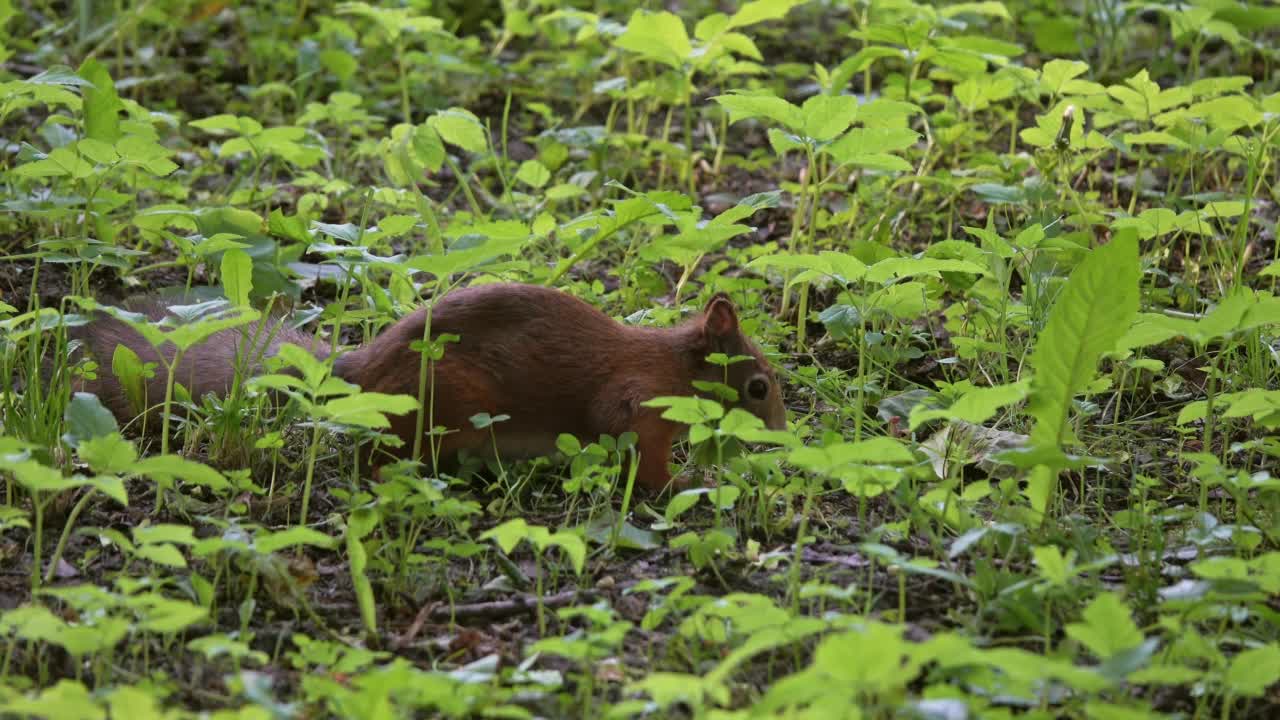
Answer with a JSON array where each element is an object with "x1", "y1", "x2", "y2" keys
[
  {"x1": 1064, "y1": 592, "x2": 1145, "y2": 660},
  {"x1": 800, "y1": 94, "x2": 860, "y2": 141},
  {"x1": 427, "y1": 108, "x2": 488, "y2": 154},
  {"x1": 76, "y1": 433, "x2": 137, "y2": 475}
]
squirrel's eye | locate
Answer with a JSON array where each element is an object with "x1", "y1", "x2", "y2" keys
[{"x1": 747, "y1": 377, "x2": 769, "y2": 401}]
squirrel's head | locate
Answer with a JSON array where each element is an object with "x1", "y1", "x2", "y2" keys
[{"x1": 694, "y1": 292, "x2": 787, "y2": 431}]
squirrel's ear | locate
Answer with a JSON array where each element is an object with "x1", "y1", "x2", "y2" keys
[{"x1": 703, "y1": 294, "x2": 739, "y2": 339}]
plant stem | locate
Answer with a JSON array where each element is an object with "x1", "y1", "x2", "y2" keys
[{"x1": 44, "y1": 489, "x2": 97, "y2": 583}]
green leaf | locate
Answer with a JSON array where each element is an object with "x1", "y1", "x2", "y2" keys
[
  {"x1": 641, "y1": 396, "x2": 725, "y2": 424},
  {"x1": 12, "y1": 147, "x2": 95, "y2": 179},
  {"x1": 135, "y1": 598, "x2": 207, "y2": 633},
  {"x1": 800, "y1": 94, "x2": 860, "y2": 141},
  {"x1": 220, "y1": 249, "x2": 253, "y2": 307},
  {"x1": 481, "y1": 518, "x2": 534, "y2": 554},
  {"x1": 8, "y1": 461, "x2": 81, "y2": 494},
  {"x1": 1064, "y1": 592, "x2": 1145, "y2": 660},
  {"x1": 941, "y1": 1, "x2": 1011, "y2": 20},
  {"x1": 726, "y1": 0, "x2": 805, "y2": 30},
  {"x1": 864, "y1": 257, "x2": 986, "y2": 284},
  {"x1": 26, "y1": 65, "x2": 94, "y2": 87},
  {"x1": 824, "y1": 127, "x2": 919, "y2": 170},
  {"x1": 1032, "y1": 545, "x2": 1074, "y2": 585},
  {"x1": 547, "y1": 531, "x2": 586, "y2": 575},
  {"x1": 131, "y1": 455, "x2": 229, "y2": 492},
  {"x1": 190, "y1": 113, "x2": 261, "y2": 136},
  {"x1": 787, "y1": 437, "x2": 916, "y2": 477},
  {"x1": 163, "y1": 306, "x2": 261, "y2": 352},
  {"x1": 318, "y1": 392, "x2": 418, "y2": 428},
  {"x1": 255, "y1": 526, "x2": 339, "y2": 553},
  {"x1": 78, "y1": 58, "x2": 122, "y2": 142},
  {"x1": 404, "y1": 234, "x2": 527, "y2": 279},
  {"x1": 712, "y1": 92, "x2": 803, "y2": 132},
  {"x1": 1223, "y1": 643, "x2": 1280, "y2": 697},
  {"x1": 76, "y1": 433, "x2": 137, "y2": 475},
  {"x1": 63, "y1": 392, "x2": 119, "y2": 447},
  {"x1": 1027, "y1": 232, "x2": 1140, "y2": 448},
  {"x1": 1039, "y1": 59, "x2": 1089, "y2": 95},
  {"x1": 515, "y1": 159, "x2": 551, "y2": 189},
  {"x1": 747, "y1": 251, "x2": 867, "y2": 285},
  {"x1": 616, "y1": 10, "x2": 692, "y2": 69},
  {"x1": 909, "y1": 381, "x2": 1030, "y2": 430},
  {"x1": 427, "y1": 108, "x2": 488, "y2": 154}
]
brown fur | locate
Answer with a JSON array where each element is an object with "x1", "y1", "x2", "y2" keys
[
  {"x1": 68, "y1": 298, "x2": 328, "y2": 424},
  {"x1": 75, "y1": 284, "x2": 787, "y2": 492}
]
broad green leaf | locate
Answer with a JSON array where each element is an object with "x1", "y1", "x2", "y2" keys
[
  {"x1": 131, "y1": 455, "x2": 229, "y2": 492},
  {"x1": 134, "y1": 524, "x2": 197, "y2": 546},
  {"x1": 1040, "y1": 59, "x2": 1089, "y2": 95},
  {"x1": 9, "y1": 461, "x2": 81, "y2": 494},
  {"x1": 78, "y1": 58, "x2": 121, "y2": 142},
  {"x1": 134, "y1": 597, "x2": 207, "y2": 633},
  {"x1": 427, "y1": 108, "x2": 487, "y2": 154},
  {"x1": 864, "y1": 257, "x2": 986, "y2": 284},
  {"x1": 318, "y1": 392, "x2": 418, "y2": 428},
  {"x1": 825, "y1": 127, "x2": 919, "y2": 170},
  {"x1": 940, "y1": 1, "x2": 1011, "y2": 20},
  {"x1": 1064, "y1": 592, "x2": 1144, "y2": 660},
  {"x1": 63, "y1": 392, "x2": 119, "y2": 446},
  {"x1": 713, "y1": 92, "x2": 803, "y2": 132},
  {"x1": 26, "y1": 65, "x2": 93, "y2": 87},
  {"x1": 909, "y1": 381, "x2": 1030, "y2": 430},
  {"x1": 12, "y1": 146, "x2": 95, "y2": 179},
  {"x1": 1027, "y1": 232, "x2": 1140, "y2": 448},
  {"x1": 1223, "y1": 644, "x2": 1280, "y2": 697},
  {"x1": 1032, "y1": 545, "x2": 1073, "y2": 585},
  {"x1": 547, "y1": 531, "x2": 587, "y2": 575},
  {"x1": 404, "y1": 234, "x2": 527, "y2": 279},
  {"x1": 190, "y1": 113, "x2": 262, "y2": 136},
  {"x1": 515, "y1": 159, "x2": 551, "y2": 189},
  {"x1": 747, "y1": 251, "x2": 867, "y2": 284},
  {"x1": 255, "y1": 526, "x2": 340, "y2": 553},
  {"x1": 616, "y1": 10, "x2": 692, "y2": 69},
  {"x1": 76, "y1": 433, "x2": 137, "y2": 475},
  {"x1": 800, "y1": 94, "x2": 859, "y2": 141},
  {"x1": 641, "y1": 396, "x2": 724, "y2": 424},
  {"x1": 163, "y1": 307, "x2": 260, "y2": 352},
  {"x1": 726, "y1": 0, "x2": 805, "y2": 30},
  {"x1": 480, "y1": 518, "x2": 534, "y2": 554}
]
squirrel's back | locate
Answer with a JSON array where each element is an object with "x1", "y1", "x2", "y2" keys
[{"x1": 68, "y1": 297, "x2": 326, "y2": 425}]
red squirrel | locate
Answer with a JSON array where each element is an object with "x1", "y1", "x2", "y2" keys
[{"x1": 69, "y1": 283, "x2": 787, "y2": 492}]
